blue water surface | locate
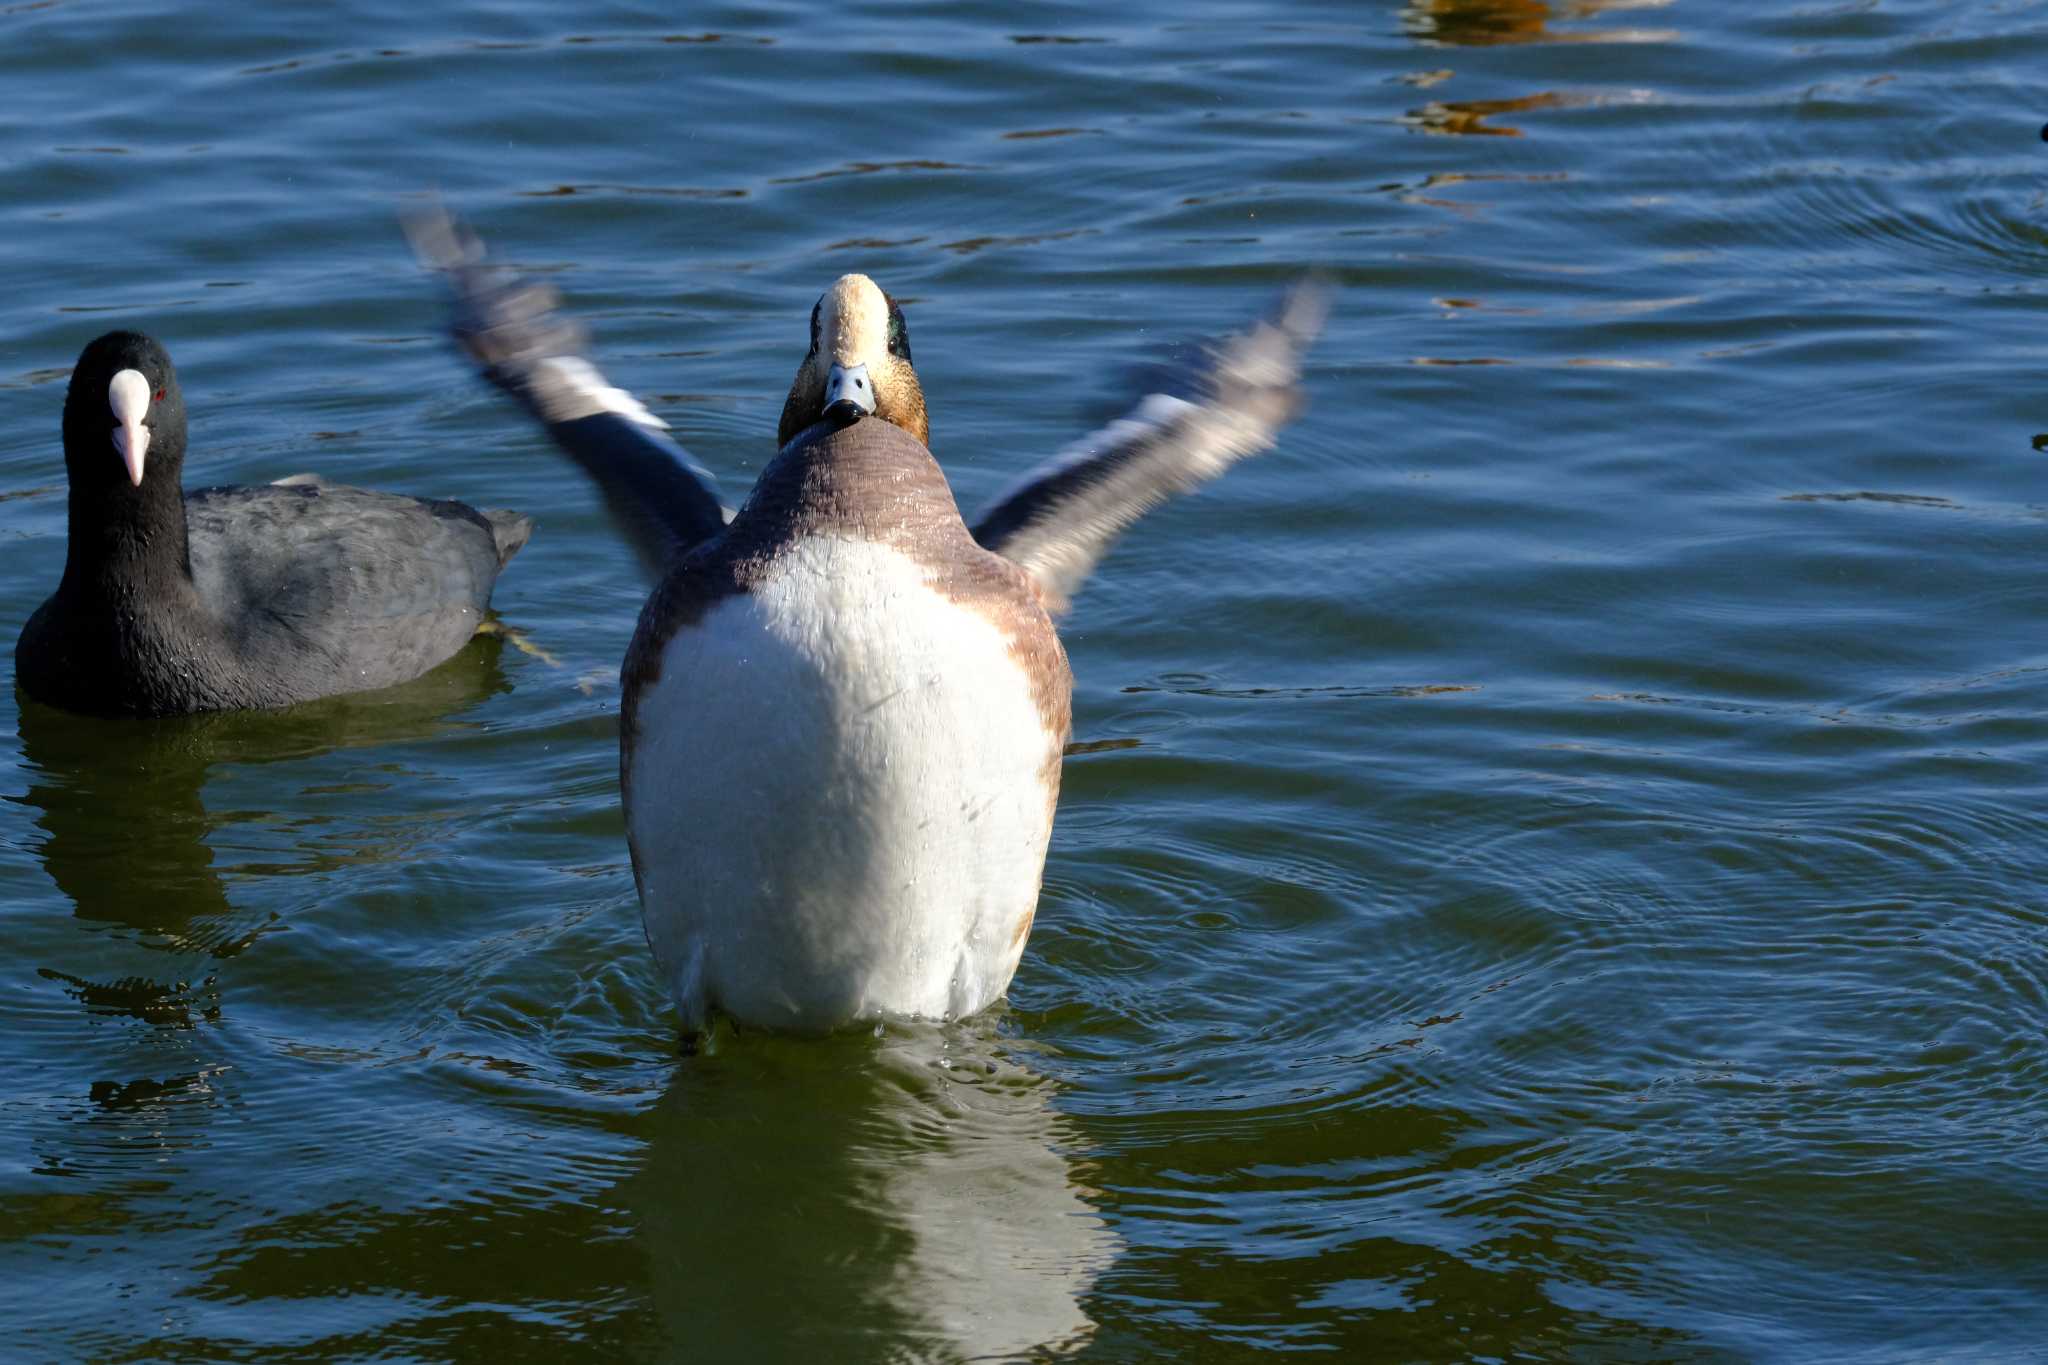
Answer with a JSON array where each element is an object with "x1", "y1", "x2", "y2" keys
[{"x1": 3, "y1": 1, "x2": 2047, "y2": 1359}]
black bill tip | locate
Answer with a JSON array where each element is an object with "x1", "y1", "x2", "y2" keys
[{"x1": 822, "y1": 399, "x2": 867, "y2": 429}]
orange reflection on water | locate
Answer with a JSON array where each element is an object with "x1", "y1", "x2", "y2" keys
[
  {"x1": 1401, "y1": 0, "x2": 1676, "y2": 47},
  {"x1": 1396, "y1": 169, "x2": 1570, "y2": 214},
  {"x1": 1405, "y1": 90, "x2": 1575, "y2": 137}
]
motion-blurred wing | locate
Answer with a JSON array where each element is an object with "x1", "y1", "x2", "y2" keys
[
  {"x1": 969, "y1": 277, "x2": 1329, "y2": 615},
  {"x1": 407, "y1": 205, "x2": 728, "y2": 576}
]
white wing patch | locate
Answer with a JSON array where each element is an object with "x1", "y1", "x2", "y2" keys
[
  {"x1": 980, "y1": 392, "x2": 1197, "y2": 514},
  {"x1": 968, "y1": 277, "x2": 1328, "y2": 612},
  {"x1": 530, "y1": 356, "x2": 670, "y2": 429}
]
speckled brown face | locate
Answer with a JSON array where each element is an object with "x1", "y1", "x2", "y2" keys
[{"x1": 777, "y1": 274, "x2": 929, "y2": 447}]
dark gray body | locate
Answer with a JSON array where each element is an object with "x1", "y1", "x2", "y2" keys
[{"x1": 17, "y1": 481, "x2": 529, "y2": 717}]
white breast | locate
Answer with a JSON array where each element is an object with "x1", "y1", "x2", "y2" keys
[{"x1": 625, "y1": 536, "x2": 1062, "y2": 1031}]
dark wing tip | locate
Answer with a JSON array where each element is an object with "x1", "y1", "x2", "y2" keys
[
  {"x1": 405, "y1": 201, "x2": 728, "y2": 574},
  {"x1": 1272, "y1": 271, "x2": 1334, "y2": 348},
  {"x1": 403, "y1": 201, "x2": 596, "y2": 400},
  {"x1": 1204, "y1": 272, "x2": 1332, "y2": 411}
]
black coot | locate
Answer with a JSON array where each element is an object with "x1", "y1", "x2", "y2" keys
[{"x1": 15, "y1": 331, "x2": 531, "y2": 717}]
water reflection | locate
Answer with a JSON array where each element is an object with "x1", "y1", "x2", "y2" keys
[
  {"x1": 138, "y1": 1022, "x2": 1114, "y2": 1358},
  {"x1": 11, "y1": 634, "x2": 512, "y2": 944},
  {"x1": 1400, "y1": 0, "x2": 1675, "y2": 47},
  {"x1": 630, "y1": 1022, "x2": 1114, "y2": 1360},
  {"x1": 1405, "y1": 90, "x2": 1573, "y2": 137}
]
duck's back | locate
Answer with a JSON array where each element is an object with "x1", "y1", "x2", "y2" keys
[
  {"x1": 185, "y1": 482, "x2": 527, "y2": 700},
  {"x1": 621, "y1": 420, "x2": 1072, "y2": 1031}
]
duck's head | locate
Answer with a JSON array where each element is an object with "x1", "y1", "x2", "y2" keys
[
  {"x1": 61, "y1": 330, "x2": 188, "y2": 499},
  {"x1": 777, "y1": 274, "x2": 928, "y2": 448}
]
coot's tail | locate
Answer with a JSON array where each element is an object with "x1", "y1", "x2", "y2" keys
[{"x1": 484, "y1": 508, "x2": 534, "y2": 570}]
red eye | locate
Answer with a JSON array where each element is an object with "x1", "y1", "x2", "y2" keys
[{"x1": 154, "y1": 388, "x2": 165, "y2": 401}]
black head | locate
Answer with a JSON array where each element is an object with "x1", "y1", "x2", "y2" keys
[{"x1": 61, "y1": 331, "x2": 188, "y2": 501}]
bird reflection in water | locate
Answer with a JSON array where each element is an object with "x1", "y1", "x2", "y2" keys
[
  {"x1": 1406, "y1": 90, "x2": 1575, "y2": 137},
  {"x1": 1396, "y1": 1, "x2": 1672, "y2": 137},
  {"x1": 13, "y1": 631, "x2": 514, "y2": 965},
  {"x1": 629, "y1": 1019, "x2": 1116, "y2": 1358}
]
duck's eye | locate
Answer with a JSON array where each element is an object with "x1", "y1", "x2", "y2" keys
[
  {"x1": 886, "y1": 311, "x2": 911, "y2": 364},
  {"x1": 809, "y1": 300, "x2": 822, "y2": 355},
  {"x1": 153, "y1": 388, "x2": 165, "y2": 402}
]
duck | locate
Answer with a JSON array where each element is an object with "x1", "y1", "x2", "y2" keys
[
  {"x1": 15, "y1": 331, "x2": 531, "y2": 718},
  {"x1": 411, "y1": 208, "x2": 1325, "y2": 1035}
]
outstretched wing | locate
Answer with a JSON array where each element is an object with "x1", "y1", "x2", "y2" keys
[
  {"x1": 969, "y1": 277, "x2": 1330, "y2": 614},
  {"x1": 406, "y1": 205, "x2": 728, "y2": 576}
]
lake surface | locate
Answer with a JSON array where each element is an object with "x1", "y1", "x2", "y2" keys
[{"x1": 3, "y1": 0, "x2": 2046, "y2": 1358}]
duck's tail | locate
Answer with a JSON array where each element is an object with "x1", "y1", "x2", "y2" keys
[{"x1": 483, "y1": 507, "x2": 534, "y2": 570}]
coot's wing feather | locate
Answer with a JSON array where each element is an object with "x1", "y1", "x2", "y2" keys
[
  {"x1": 186, "y1": 484, "x2": 506, "y2": 692},
  {"x1": 969, "y1": 277, "x2": 1329, "y2": 614},
  {"x1": 406, "y1": 206, "x2": 727, "y2": 577}
]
